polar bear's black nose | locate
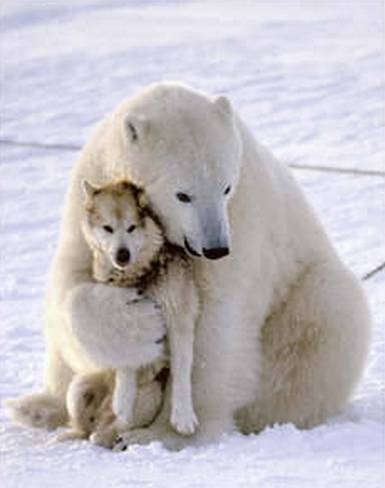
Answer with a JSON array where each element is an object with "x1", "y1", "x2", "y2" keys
[
  {"x1": 116, "y1": 247, "x2": 130, "y2": 266},
  {"x1": 202, "y1": 247, "x2": 230, "y2": 260}
]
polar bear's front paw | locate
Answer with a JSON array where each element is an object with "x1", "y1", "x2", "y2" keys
[
  {"x1": 113, "y1": 428, "x2": 158, "y2": 450},
  {"x1": 112, "y1": 425, "x2": 186, "y2": 452},
  {"x1": 170, "y1": 403, "x2": 199, "y2": 436},
  {"x1": 125, "y1": 287, "x2": 144, "y2": 304}
]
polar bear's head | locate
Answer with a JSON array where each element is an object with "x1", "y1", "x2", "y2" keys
[{"x1": 116, "y1": 84, "x2": 243, "y2": 260}]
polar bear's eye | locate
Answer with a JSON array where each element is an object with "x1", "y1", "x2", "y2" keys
[
  {"x1": 176, "y1": 192, "x2": 192, "y2": 203},
  {"x1": 103, "y1": 225, "x2": 114, "y2": 234},
  {"x1": 224, "y1": 185, "x2": 231, "y2": 195},
  {"x1": 127, "y1": 225, "x2": 137, "y2": 233}
]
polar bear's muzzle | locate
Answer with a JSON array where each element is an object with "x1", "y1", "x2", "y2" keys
[
  {"x1": 199, "y1": 206, "x2": 231, "y2": 260},
  {"x1": 184, "y1": 236, "x2": 229, "y2": 260},
  {"x1": 183, "y1": 204, "x2": 231, "y2": 260},
  {"x1": 184, "y1": 237, "x2": 201, "y2": 257},
  {"x1": 202, "y1": 246, "x2": 230, "y2": 260}
]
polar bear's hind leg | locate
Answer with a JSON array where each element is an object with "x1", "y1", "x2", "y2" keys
[{"x1": 236, "y1": 260, "x2": 370, "y2": 433}]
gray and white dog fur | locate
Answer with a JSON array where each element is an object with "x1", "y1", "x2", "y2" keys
[{"x1": 70, "y1": 179, "x2": 199, "y2": 443}]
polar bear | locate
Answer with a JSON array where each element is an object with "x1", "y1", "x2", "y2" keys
[{"x1": 7, "y1": 82, "x2": 370, "y2": 449}]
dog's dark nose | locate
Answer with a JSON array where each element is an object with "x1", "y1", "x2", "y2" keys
[
  {"x1": 116, "y1": 247, "x2": 130, "y2": 266},
  {"x1": 202, "y1": 247, "x2": 230, "y2": 260}
]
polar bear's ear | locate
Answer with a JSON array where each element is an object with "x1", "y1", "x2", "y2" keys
[
  {"x1": 82, "y1": 179, "x2": 100, "y2": 199},
  {"x1": 213, "y1": 96, "x2": 232, "y2": 117},
  {"x1": 123, "y1": 114, "x2": 150, "y2": 145}
]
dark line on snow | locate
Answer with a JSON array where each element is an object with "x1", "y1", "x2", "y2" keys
[
  {"x1": 289, "y1": 163, "x2": 385, "y2": 178},
  {"x1": 362, "y1": 262, "x2": 385, "y2": 281},
  {"x1": 0, "y1": 139, "x2": 82, "y2": 152},
  {"x1": 1, "y1": 138, "x2": 385, "y2": 178}
]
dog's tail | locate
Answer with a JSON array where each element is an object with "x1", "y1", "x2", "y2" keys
[{"x1": 5, "y1": 392, "x2": 68, "y2": 430}]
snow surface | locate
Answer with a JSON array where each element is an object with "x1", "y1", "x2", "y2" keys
[{"x1": 0, "y1": 1, "x2": 384, "y2": 487}]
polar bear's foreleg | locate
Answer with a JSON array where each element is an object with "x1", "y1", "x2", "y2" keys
[{"x1": 68, "y1": 283, "x2": 166, "y2": 370}]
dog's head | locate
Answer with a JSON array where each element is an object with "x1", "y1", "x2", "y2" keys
[{"x1": 81, "y1": 179, "x2": 164, "y2": 271}]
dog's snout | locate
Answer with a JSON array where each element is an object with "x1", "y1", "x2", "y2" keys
[
  {"x1": 202, "y1": 247, "x2": 230, "y2": 260},
  {"x1": 116, "y1": 247, "x2": 130, "y2": 266}
]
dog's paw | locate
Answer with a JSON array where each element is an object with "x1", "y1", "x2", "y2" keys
[
  {"x1": 112, "y1": 428, "x2": 157, "y2": 451},
  {"x1": 90, "y1": 426, "x2": 118, "y2": 449},
  {"x1": 170, "y1": 404, "x2": 199, "y2": 436},
  {"x1": 56, "y1": 429, "x2": 88, "y2": 442}
]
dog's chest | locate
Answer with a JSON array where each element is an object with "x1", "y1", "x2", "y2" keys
[{"x1": 98, "y1": 248, "x2": 177, "y2": 293}]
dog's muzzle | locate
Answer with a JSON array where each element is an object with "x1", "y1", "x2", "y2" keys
[{"x1": 115, "y1": 247, "x2": 130, "y2": 266}]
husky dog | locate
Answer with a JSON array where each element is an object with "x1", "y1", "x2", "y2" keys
[
  {"x1": 60, "y1": 366, "x2": 168, "y2": 447},
  {"x1": 75, "y1": 179, "x2": 199, "y2": 440}
]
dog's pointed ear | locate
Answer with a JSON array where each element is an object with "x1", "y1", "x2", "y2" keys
[
  {"x1": 82, "y1": 179, "x2": 100, "y2": 199},
  {"x1": 213, "y1": 95, "x2": 232, "y2": 117},
  {"x1": 137, "y1": 189, "x2": 149, "y2": 209},
  {"x1": 120, "y1": 181, "x2": 148, "y2": 208},
  {"x1": 131, "y1": 185, "x2": 148, "y2": 209},
  {"x1": 123, "y1": 113, "x2": 150, "y2": 145}
]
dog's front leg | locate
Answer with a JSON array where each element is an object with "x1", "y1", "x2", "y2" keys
[
  {"x1": 113, "y1": 367, "x2": 137, "y2": 430},
  {"x1": 162, "y1": 268, "x2": 200, "y2": 436},
  {"x1": 168, "y1": 316, "x2": 198, "y2": 435}
]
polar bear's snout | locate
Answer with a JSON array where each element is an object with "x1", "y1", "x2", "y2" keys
[
  {"x1": 184, "y1": 237, "x2": 202, "y2": 257},
  {"x1": 199, "y1": 204, "x2": 231, "y2": 260},
  {"x1": 202, "y1": 246, "x2": 229, "y2": 260},
  {"x1": 183, "y1": 205, "x2": 231, "y2": 260},
  {"x1": 184, "y1": 237, "x2": 230, "y2": 260}
]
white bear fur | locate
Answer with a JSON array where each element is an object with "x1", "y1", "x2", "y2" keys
[{"x1": 8, "y1": 82, "x2": 370, "y2": 447}]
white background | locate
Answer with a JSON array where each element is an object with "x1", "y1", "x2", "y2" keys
[{"x1": 0, "y1": 1, "x2": 384, "y2": 487}]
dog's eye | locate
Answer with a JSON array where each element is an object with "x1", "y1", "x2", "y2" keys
[
  {"x1": 103, "y1": 225, "x2": 114, "y2": 234},
  {"x1": 176, "y1": 192, "x2": 192, "y2": 203},
  {"x1": 127, "y1": 225, "x2": 137, "y2": 233},
  {"x1": 224, "y1": 185, "x2": 231, "y2": 195}
]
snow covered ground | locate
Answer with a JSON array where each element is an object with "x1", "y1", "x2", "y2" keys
[{"x1": 0, "y1": 1, "x2": 384, "y2": 487}]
